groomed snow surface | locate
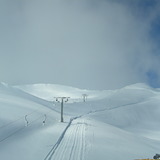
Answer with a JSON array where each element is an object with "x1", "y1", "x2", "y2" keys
[{"x1": 1, "y1": 82, "x2": 160, "y2": 160}]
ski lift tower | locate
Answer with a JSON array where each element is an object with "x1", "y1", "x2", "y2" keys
[
  {"x1": 82, "y1": 94, "x2": 88, "y2": 102},
  {"x1": 54, "y1": 97, "x2": 70, "y2": 122}
]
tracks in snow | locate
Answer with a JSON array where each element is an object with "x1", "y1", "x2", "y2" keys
[
  {"x1": 44, "y1": 101, "x2": 139, "y2": 160},
  {"x1": 44, "y1": 117, "x2": 87, "y2": 160},
  {"x1": 44, "y1": 103, "x2": 125, "y2": 160}
]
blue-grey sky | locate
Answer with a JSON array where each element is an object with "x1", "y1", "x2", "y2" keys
[{"x1": 0, "y1": 0, "x2": 160, "y2": 89}]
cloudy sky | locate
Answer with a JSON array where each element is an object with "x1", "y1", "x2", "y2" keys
[{"x1": 0, "y1": 0, "x2": 160, "y2": 89}]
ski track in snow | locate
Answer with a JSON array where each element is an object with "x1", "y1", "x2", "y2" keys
[
  {"x1": 44, "y1": 118, "x2": 87, "y2": 160},
  {"x1": 44, "y1": 101, "x2": 144, "y2": 160}
]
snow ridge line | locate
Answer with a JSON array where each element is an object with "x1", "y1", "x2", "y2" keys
[
  {"x1": 44, "y1": 116, "x2": 81, "y2": 160},
  {"x1": 85, "y1": 100, "x2": 148, "y2": 116}
]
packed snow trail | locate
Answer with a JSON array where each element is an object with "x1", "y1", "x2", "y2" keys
[
  {"x1": 44, "y1": 101, "x2": 146, "y2": 160},
  {"x1": 44, "y1": 118, "x2": 87, "y2": 160}
]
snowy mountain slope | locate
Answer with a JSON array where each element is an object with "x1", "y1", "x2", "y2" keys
[
  {"x1": 1, "y1": 82, "x2": 160, "y2": 160},
  {"x1": 0, "y1": 82, "x2": 65, "y2": 160},
  {"x1": 15, "y1": 83, "x2": 114, "y2": 102}
]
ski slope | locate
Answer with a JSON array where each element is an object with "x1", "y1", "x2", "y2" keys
[{"x1": 1, "y1": 82, "x2": 160, "y2": 160}]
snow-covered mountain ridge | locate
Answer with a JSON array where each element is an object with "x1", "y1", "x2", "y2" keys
[
  {"x1": 14, "y1": 83, "x2": 116, "y2": 101},
  {"x1": 14, "y1": 82, "x2": 159, "y2": 101},
  {"x1": 0, "y1": 82, "x2": 160, "y2": 160}
]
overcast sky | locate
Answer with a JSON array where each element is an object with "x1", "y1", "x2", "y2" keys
[{"x1": 0, "y1": 0, "x2": 160, "y2": 89}]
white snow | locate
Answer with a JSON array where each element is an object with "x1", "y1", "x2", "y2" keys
[{"x1": 1, "y1": 82, "x2": 160, "y2": 160}]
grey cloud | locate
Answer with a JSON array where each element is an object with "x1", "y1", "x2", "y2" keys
[{"x1": 0, "y1": 0, "x2": 160, "y2": 89}]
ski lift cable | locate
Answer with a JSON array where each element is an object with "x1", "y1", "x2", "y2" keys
[
  {"x1": 0, "y1": 104, "x2": 53, "y2": 129},
  {"x1": 0, "y1": 110, "x2": 54, "y2": 143}
]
